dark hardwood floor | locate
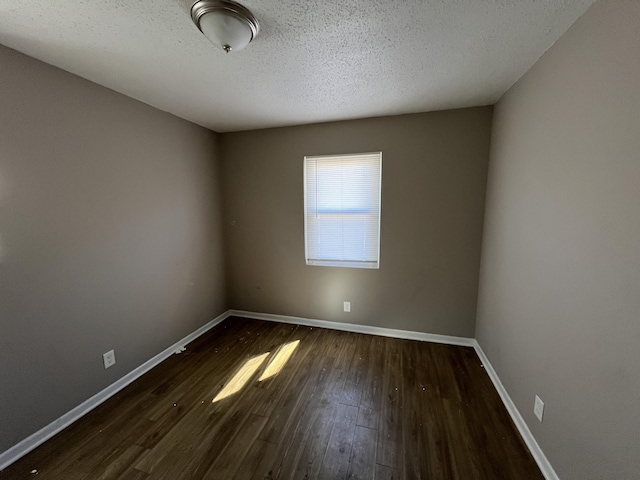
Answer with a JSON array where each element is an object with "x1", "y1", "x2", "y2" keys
[{"x1": 1, "y1": 317, "x2": 543, "y2": 479}]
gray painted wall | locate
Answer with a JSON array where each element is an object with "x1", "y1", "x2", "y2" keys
[
  {"x1": 220, "y1": 109, "x2": 492, "y2": 337},
  {"x1": 0, "y1": 45, "x2": 228, "y2": 452},
  {"x1": 476, "y1": 1, "x2": 640, "y2": 478}
]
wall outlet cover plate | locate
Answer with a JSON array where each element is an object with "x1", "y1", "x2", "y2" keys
[
  {"x1": 103, "y1": 350, "x2": 116, "y2": 369},
  {"x1": 534, "y1": 395, "x2": 544, "y2": 422}
]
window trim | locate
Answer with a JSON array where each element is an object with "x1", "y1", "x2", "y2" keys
[{"x1": 303, "y1": 151, "x2": 382, "y2": 269}]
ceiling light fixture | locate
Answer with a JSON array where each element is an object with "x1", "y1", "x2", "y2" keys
[{"x1": 191, "y1": 0, "x2": 259, "y2": 54}]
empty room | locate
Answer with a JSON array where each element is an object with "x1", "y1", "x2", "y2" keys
[{"x1": 0, "y1": 0, "x2": 638, "y2": 479}]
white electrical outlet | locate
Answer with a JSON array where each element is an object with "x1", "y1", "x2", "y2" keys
[
  {"x1": 103, "y1": 350, "x2": 116, "y2": 369},
  {"x1": 534, "y1": 395, "x2": 544, "y2": 422},
  {"x1": 343, "y1": 301, "x2": 351, "y2": 312}
]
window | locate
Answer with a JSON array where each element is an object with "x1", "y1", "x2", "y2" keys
[{"x1": 304, "y1": 152, "x2": 382, "y2": 269}]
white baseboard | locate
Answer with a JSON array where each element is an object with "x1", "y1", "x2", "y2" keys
[
  {"x1": 472, "y1": 340, "x2": 559, "y2": 480},
  {"x1": 229, "y1": 309, "x2": 476, "y2": 347},
  {"x1": 0, "y1": 310, "x2": 231, "y2": 472}
]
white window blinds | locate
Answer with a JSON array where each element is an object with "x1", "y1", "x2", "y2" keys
[{"x1": 304, "y1": 152, "x2": 382, "y2": 269}]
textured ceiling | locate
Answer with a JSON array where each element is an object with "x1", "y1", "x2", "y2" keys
[{"x1": 0, "y1": 0, "x2": 595, "y2": 132}]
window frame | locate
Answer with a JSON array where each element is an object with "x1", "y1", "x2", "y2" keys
[{"x1": 303, "y1": 151, "x2": 382, "y2": 269}]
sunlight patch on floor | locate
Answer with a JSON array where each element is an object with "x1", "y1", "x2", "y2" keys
[
  {"x1": 213, "y1": 352, "x2": 270, "y2": 403},
  {"x1": 259, "y1": 340, "x2": 300, "y2": 381}
]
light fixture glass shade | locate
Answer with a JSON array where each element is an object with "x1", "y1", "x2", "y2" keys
[
  {"x1": 199, "y1": 12, "x2": 253, "y2": 52},
  {"x1": 191, "y1": 0, "x2": 259, "y2": 53}
]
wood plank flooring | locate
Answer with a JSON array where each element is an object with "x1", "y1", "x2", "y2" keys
[{"x1": 0, "y1": 317, "x2": 543, "y2": 479}]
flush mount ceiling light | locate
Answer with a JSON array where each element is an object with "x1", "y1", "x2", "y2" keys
[{"x1": 191, "y1": 0, "x2": 259, "y2": 54}]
